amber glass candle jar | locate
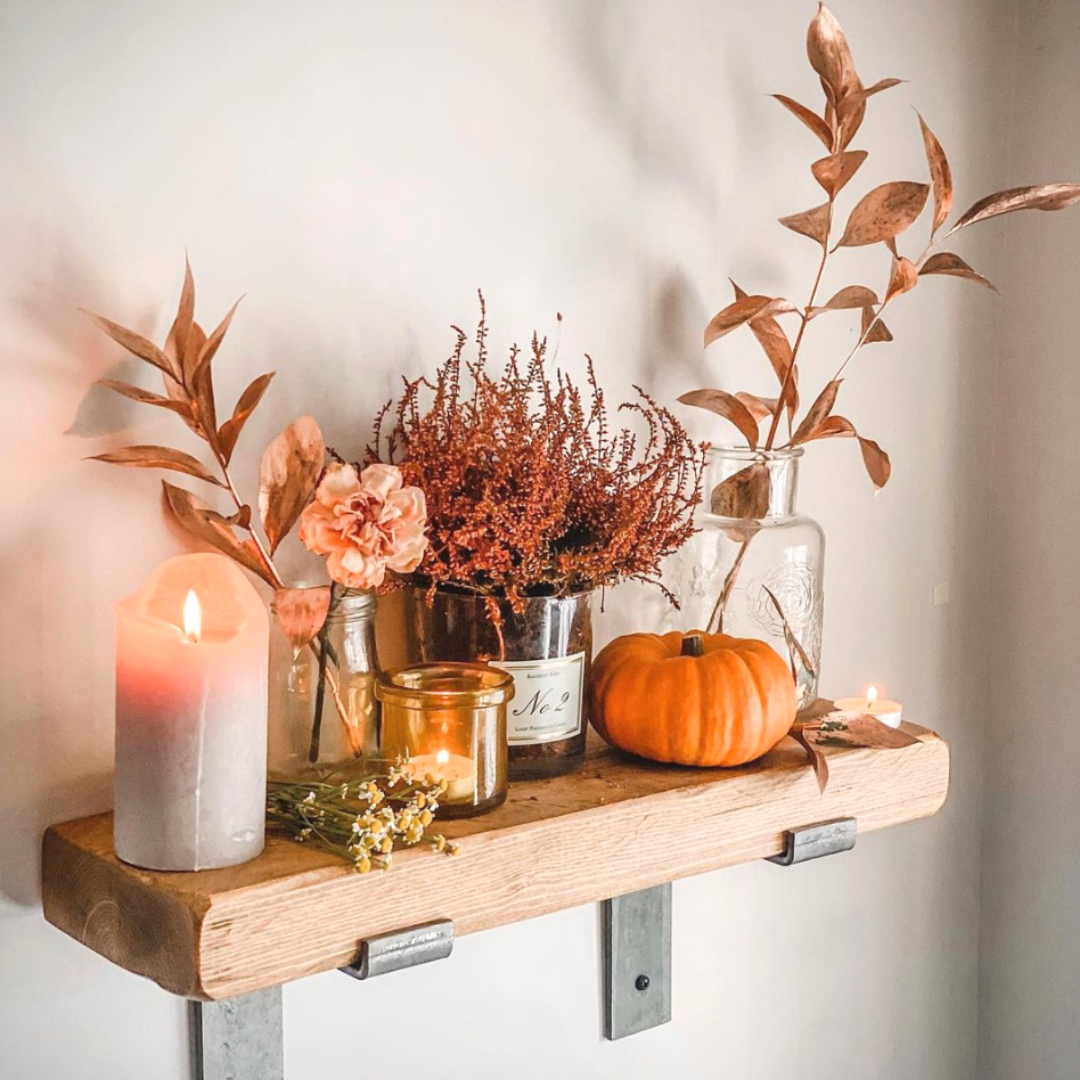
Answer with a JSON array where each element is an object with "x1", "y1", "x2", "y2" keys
[{"x1": 376, "y1": 663, "x2": 514, "y2": 818}]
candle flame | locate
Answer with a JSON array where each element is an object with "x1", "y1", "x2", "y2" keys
[
  {"x1": 867, "y1": 685, "x2": 878, "y2": 705},
  {"x1": 183, "y1": 590, "x2": 201, "y2": 643},
  {"x1": 436, "y1": 748, "x2": 450, "y2": 766}
]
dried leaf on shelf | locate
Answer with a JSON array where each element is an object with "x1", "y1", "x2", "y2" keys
[
  {"x1": 772, "y1": 94, "x2": 833, "y2": 149},
  {"x1": 274, "y1": 586, "x2": 332, "y2": 654},
  {"x1": 81, "y1": 311, "x2": 176, "y2": 378},
  {"x1": 219, "y1": 372, "x2": 276, "y2": 463},
  {"x1": 162, "y1": 481, "x2": 274, "y2": 585},
  {"x1": 836, "y1": 181, "x2": 929, "y2": 247},
  {"x1": 678, "y1": 389, "x2": 760, "y2": 448},
  {"x1": 885, "y1": 255, "x2": 919, "y2": 301},
  {"x1": 95, "y1": 378, "x2": 194, "y2": 420},
  {"x1": 807, "y1": 284, "x2": 880, "y2": 318},
  {"x1": 779, "y1": 202, "x2": 832, "y2": 246},
  {"x1": 811, "y1": 150, "x2": 868, "y2": 197},
  {"x1": 811, "y1": 716, "x2": 920, "y2": 749},
  {"x1": 917, "y1": 112, "x2": 954, "y2": 236},
  {"x1": 711, "y1": 462, "x2": 770, "y2": 519},
  {"x1": 948, "y1": 183, "x2": 1080, "y2": 234},
  {"x1": 88, "y1": 445, "x2": 224, "y2": 486},
  {"x1": 791, "y1": 725, "x2": 829, "y2": 794},
  {"x1": 259, "y1": 415, "x2": 326, "y2": 555},
  {"x1": 919, "y1": 252, "x2": 998, "y2": 292},
  {"x1": 792, "y1": 379, "x2": 842, "y2": 444}
]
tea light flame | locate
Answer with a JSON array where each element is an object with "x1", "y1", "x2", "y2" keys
[
  {"x1": 867, "y1": 685, "x2": 878, "y2": 705},
  {"x1": 183, "y1": 590, "x2": 201, "y2": 644},
  {"x1": 436, "y1": 748, "x2": 450, "y2": 767}
]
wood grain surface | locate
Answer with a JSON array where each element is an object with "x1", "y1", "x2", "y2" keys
[{"x1": 42, "y1": 725, "x2": 949, "y2": 1000}]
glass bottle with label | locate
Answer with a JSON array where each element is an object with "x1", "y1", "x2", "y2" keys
[{"x1": 404, "y1": 587, "x2": 594, "y2": 780}]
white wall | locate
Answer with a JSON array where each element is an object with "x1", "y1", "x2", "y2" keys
[
  {"x1": 978, "y1": 1, "x2": 1080, "y2": 1077},
  {"x1": 0, "y1": 1, "x2": 1016, "y2": 1077}
]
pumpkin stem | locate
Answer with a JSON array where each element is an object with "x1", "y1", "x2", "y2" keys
[{"x1": 681, "y1": 633, "x2": 706, "y2": 658}]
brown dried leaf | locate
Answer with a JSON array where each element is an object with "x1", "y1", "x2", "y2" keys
[
  {"x1": 734, "y1": 392, "x2": 778, "y2": 423},
  {"x1": 802, "y1": 415, "x2": 857, "y2": 441},
  {"x1": 810, "y1": 715, "x2": 919, "y2": 749},
  {"x1": 274, "y1": 586, "x2": 332, "y2": 654},
  {"x1": 885, "y1": 256, "x2": 919, "y2": 301},
  {"x1": 779, "y1": 202, "x2": 831, "y2": 246},
  {"x1": 192, "y1": 298, "x2": 242, "y2": 382},
  {"x1": 730, "y1": 282, "x2": 799, "y2": 421},
  {"x1": 858, "y1": 435, "x2": 892, "y2": 490},
  {"x1": 861, "y1": 305, "x2": 894, "y2": 344},
  {"x1": 162, "y1": 481, "x2": 274, "y2": 585},
  {"x1": 811, "y1": 150, "x2": 868, "y2": 197},
  {"x1": 704, "y1": 294, "x2": 796, "y2": 347},
  {"x1": 82, "y1": 311, "x2": 176, "y2": 378},
  {"x1": 917, "y1": 113, "x2": 954, "y2": 236},
  {"x1": 836, "y1": 79, "x2": 867, "y2": 152},
  {"x1": 763, "y1": 586, "x2": 816, "y2": 680},
  {"x1": 919, "y1": 252, "x2": 999, "y2": 292},
  {"x1": 772, "y1": 94, "x2": 833, "y2": 149},
  {"x1": 163, "y1": 257, "x2": 196, "y2": 381},
  {"x1": 678, "y1": 389, "x2": 760, "y2": 449},
  {"x1": 259, "y1": 415, "x2": 326, "y2": 554},
  {"x1": 837, "y1": 182, "x2": 929, "y2": 247},
  {"x1": 218, "y1": 372, "x2": 276, "y2": 464},
  {"x1": 88, "y1": 445, "x2": 224, "y2": 486},
  {"x1": 860, "y1": 77, "x2": 905, "y2": 98},
  {"x1": 807, "y1": 4, "x2": 856, "y2": 109},
  {"x1": 96, "y1": 378, "x2": 194, "y2": 420},
  {"x1": 792, "y1": 379, "x2": 842, "y2": 444},
  {"x1": 711, "y1": 462, "x2": 770, "y2": 520},
  {"x1": 949, "y1": 183, "x2": 1080, "y2": 234},
  {"x1": 807, "y1": 284, "x2": 879, "y2": 318},
  {"x1": 791, "y1": 724, "x2": 829, "y2": 794}
]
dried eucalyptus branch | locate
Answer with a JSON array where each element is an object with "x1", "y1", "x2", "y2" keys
[
  {"x1": 85, "y1": 261, "x2": 358, "y2": 751},
  {"x1": 683, "y1": 2, "x2": 1080, "y2": 514}
]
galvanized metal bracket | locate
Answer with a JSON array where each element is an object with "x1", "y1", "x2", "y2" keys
[
  {"x1": 340, "y1": 919, "x2": 454, "y2": 981},
  {"x1": 189, "y1": 987, "x2": 284, "y2": 1080},
  {"x1": 767, "y1": 817, "x2": 857, "y2": 866},
  {"x1": 601, "y1": 883, "x2": 672, "y2": 1040}
]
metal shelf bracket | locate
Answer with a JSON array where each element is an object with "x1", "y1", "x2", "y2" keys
[
  {"x1": 340, "y1": 918, "x2": 454, "y2": 981},
  {"x1": 767, "y1": 817, "x2": 857, "y2": 866}
]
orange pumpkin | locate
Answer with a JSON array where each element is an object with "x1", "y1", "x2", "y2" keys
[{"x1": 589, "y1": 630, "x2": 796, "y2": 766}]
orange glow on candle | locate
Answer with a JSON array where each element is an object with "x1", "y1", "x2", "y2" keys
[
  {"x1": 436, "y1": 748, "x2": 450, "y2": 767},
  {"x1": 183, "y1": 590, "x2": 202, "y2": 644}
]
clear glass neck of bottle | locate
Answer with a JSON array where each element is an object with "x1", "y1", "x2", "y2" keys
[{"x1": 705, "y1": 446, "x2": 802, "y2": 518}]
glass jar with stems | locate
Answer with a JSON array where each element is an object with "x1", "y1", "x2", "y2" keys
[
  {"x1": 269, "y1": 587, "x2": 381, "y2": 780},
  {"x1": 664, "y1": 445, "x2": 824, "y2": 708}
]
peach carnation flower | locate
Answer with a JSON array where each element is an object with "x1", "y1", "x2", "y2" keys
[{"x1": 299, "y1": 462, "x2": 427, "y2": 590}]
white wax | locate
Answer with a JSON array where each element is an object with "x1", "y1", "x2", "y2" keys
[
  {"x1": 114, "y1": 554, "x2": 269, "y2": 871},
  {"x1": 408, "y1": 752, "x2": 477, "y2": 802},
  {"x1": 833, "y1": 695, "x2": 904, "y2": 729}
]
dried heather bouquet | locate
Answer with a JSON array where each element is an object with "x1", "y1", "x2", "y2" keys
[
  {"x1": 368, "y1": 296, "x2": 704, "y2": 613},
  {"x1": 684, "y1": 3, "x2": 1080, "y2": 510}
]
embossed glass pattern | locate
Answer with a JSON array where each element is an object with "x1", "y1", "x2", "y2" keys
[{"x1": 664, "y1": 447, "x2": 824, "y2": 707}]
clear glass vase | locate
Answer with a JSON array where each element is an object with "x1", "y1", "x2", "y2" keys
[
  {"x1": 665, "y1": 447, "x2": 824, "y2": 707},
  {"x1": 269, "y1": 588, "x2": 381, "y2": 780},
  {"x1": 403, "y1": 586, "x2": 593, "y2": 781}
]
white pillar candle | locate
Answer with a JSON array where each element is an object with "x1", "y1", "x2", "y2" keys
[
  {"x1": 114, "y1": 553, "x2": 269, "y2": 871},
  {"x1": 833, "y1": 685, "x2": 903, "y2": 729}
]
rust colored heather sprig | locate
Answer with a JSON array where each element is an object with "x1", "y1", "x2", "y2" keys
[{"x1": 367, "y1": 295, "x2": 704, "y2": 611}]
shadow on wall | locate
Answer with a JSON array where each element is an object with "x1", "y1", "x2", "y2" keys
[{"x1": 0, "y1": 236, "x2": 139, "y2": 911}]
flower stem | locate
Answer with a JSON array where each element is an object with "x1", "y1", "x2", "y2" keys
[{"x1": 309, "y1": 584, "x2": 336, "y2": 763}]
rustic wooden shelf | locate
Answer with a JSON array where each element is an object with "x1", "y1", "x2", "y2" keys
[{"x1": 42, "y1": 725, "x2": 948, "y2": 1001}]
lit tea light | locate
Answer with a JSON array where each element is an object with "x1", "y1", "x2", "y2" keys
[
  {"x1": 834, "y1": 684, "x2": 903, "y2": 729},
  {"x1": 408, "y1": 746, "x2": 478, "y2": 802}
]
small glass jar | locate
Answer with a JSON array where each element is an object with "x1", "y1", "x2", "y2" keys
[
  {"x1": 376, "y1": 663, "x2": 513, "y2": 818},
  {"x1": 269, "y1": 589, "x2": 380, "y2": 780}
]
